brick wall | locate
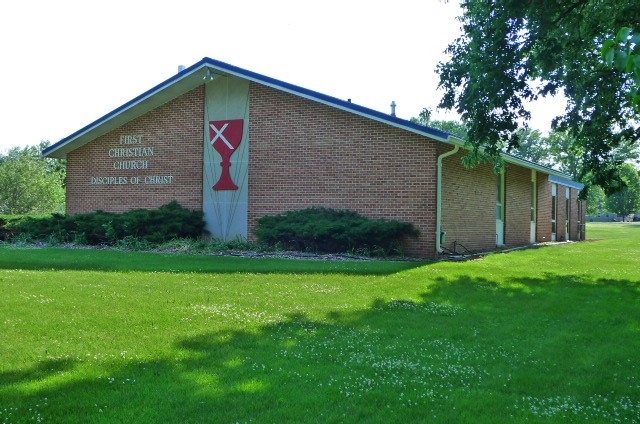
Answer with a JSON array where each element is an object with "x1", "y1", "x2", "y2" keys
[
  {"x1": 505, "y1": 164, "x2": 532, "y2": 247},
  {"x1": 440, "y1": 149, "x2": 496, "y2": 252},
  {"x1": 66, "y1": 87, "x2": 205, "y2": 214},
  {"x1": 247, "y1": 83, "x2": 439, "y2": 257}
]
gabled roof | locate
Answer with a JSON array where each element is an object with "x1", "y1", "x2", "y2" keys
[
  {"x1": 42, "y1": 57, "x2": 582, "y2": 189},
  {"x1": 42, "y1": 57, "x2": 450, "y2": 159}
]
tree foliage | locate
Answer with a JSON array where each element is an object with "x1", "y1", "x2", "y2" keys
[
  {"x1": 410, "y1": 107, "x2": 468, "y2": 138},
  {"x1": 586, "y1": 185, "x2": 607, "y2": 216},
  {"x1": 605, "y1": 163, "x2": 640, "y2": 217},
  {"x1": 437, "y1": 1, "x2": 640, "y2": 195},
  {"x1": 0, "y1": 141, "x2": 65, "y2": 214},
  {"x1": 510, "y1": 128, "x2": 552, "y2": 168},
  {"x1": 602, "y1": 27, "x2": 640, "y2": 113}
]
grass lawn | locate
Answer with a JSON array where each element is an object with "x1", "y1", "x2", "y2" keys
[{"x1": 1, "y1": 223, "x2": 639, "y2": 423}]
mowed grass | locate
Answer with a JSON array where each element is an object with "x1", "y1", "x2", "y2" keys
[{"x1": 1, "y1": 223, "x2": 639, "y2": 423}]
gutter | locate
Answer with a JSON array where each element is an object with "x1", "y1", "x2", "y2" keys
[{"x1": 436, "y1": 144, "x2": 459, "y2": 254}]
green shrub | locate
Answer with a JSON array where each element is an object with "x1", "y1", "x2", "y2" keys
[
  {"x1": 5, "y1": 201, "x2": 205, "y2": 246},
  {"x1": 254, "y1": 207, "x2": 419, "y2": 256},
  {"x1": 0, "y1": 217, "x2": 14, "y2": 241}
]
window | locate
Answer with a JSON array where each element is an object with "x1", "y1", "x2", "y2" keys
[
  {"x1": 565, "y1": 187, "x2": 571, "y2": 240},
  {"x1": 577, "y1": 199, "x2": 584, "y2": 240},
  {"x1": 551, "y1": 184, "x2": 557, "y2": 241},
  {"x1": 496, "y1": 171, "x2": 505, "y2": 245}
]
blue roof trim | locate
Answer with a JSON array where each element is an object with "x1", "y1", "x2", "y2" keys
[
  {"x1": 43, "y1": 57, "x2": 450, "y2": 156},
  {"x1": 42, "y1": 58, "x2": 210, "y2": 156},
  {"x1": 198, "y1": 57, "x2": 451, "y2": 141},
  {"x1": 549, "y1": 174, "x2": 584, "y2": 190}
]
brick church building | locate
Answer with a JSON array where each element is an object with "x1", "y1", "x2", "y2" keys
[{"x1": 43, "y1": 57, "x2": 585, "y2": 257}]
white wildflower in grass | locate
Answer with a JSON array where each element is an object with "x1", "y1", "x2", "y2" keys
[
  {"x1": 376, "y1": 299, "x2": 463, "y2": 316},
  {"x1": 267, "y1": 320, "x2": 502, "y2": 408},
  {"x1": 188, "y1": 304, "x2": 285, "y2": 325},
  {"x1": 517, "y1": 394, "x2": 640, "y2": 422}
]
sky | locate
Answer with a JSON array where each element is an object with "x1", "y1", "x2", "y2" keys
[{"x1": 0, "y1": 0, "x2": 566, "y2": 154}]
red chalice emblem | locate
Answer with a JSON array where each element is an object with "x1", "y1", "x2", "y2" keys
[{"x1": 209, "y1": 119, "x2": 244, "y2": 190}]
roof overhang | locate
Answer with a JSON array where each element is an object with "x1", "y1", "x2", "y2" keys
[
  {"x1": 43, "y1": 59, "x2": 214, "y2": 159},
  {"x1": 548, "y1": 174, "x2": 585, "y2": 190},
  {"x1": 43, "y1": 57, "x2": 451, "y2": 159}
]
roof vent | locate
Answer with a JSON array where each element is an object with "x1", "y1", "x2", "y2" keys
[
  {"x1": 178, "y1": 65, "x2": 186, "y2": 73},
  {"x1": 390, "y1": 101, "x2": 397, "y2": 117}
]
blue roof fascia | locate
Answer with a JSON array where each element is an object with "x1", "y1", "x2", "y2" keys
[
  {"x1": 198, "y1": 57, "x2": 452, "y2": 142},
  {"x1": 42, "y1": 58, "x2": 210, "y2": 156},
  {"x1": 44, "y1": 57, "x2": 451, "y2": 157},
  {"x1": 549, "y1": 174, "x2": 585, "y2": 190}
]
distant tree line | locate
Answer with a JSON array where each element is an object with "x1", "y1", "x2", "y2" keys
[{"x1": 0, "y1": 141, "x2": 65, "y2": 215}]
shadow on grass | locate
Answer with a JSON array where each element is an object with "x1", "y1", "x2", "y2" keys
[
  {"x1": 0, "y1": 245, "x2": 429, "y2": 275},
  {"x1": 2, "y1": 273, "x2": 639, "y2": 423},
  {"x1": 0, "y1": 358, "x2": 76, "y2": 386}
]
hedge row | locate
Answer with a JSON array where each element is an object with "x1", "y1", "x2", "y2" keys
[
  {"x1": 254, "y1": 207, "x2": 419, "y2": 256},
  {"x1": 3, "y1": 201, "x2": 205, "y2": 245},
  {"x1": 2, "y1": 204, "x2": 419, "y2": 256}
]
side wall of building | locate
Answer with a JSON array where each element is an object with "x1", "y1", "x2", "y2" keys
[
  {"x1": 534, "y1": 175, "x2": 586, "y2": 243},
  {"x1": 440, "y1": 157, "x2": 585, "y2": 253},
  {"x1": 66, "y1": 87, "x2": 205, "y2": 214},
  {"x1": 440, "y1": 149, "x2": 497, "y2": 252},
  {"x1": 549, "y1": 183, "x2": 586, "y2": 241},
  {"x1": 248, "y1": 83, "x2": 439, "y2": 257},
  {"x1": 505, "y1": 164, "x2": 532, "y2": 247}
]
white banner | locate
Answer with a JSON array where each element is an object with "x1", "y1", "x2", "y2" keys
[{"x1": 203, "y1": 76, "x2": 250, "y2": 241}]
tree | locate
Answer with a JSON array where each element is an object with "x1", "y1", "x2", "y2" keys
[
  {"x1": 602, "y1": 27, "x2": 640, "y2": 113},
  {"x1": 437, "y1": 1, "x2": 640, "y2": 195},
  {"x1": 586, "y1": 185, "x2": 607, "y2": 216},
  {"x1": 546, "y1": 131, "x2": 582, "y2": 180},
  {"x1": 510, "y1": 128, "x2": 552, "y2": 167},
  {"x1": 410, "y1": 107, "x2": 468, "y2": 139},
  {"x1": 0, "y1": 141, "x2": 66, "y2": 214},
  {"x1": 605, "y1": 164, "x2": 640, "y2": 219}
]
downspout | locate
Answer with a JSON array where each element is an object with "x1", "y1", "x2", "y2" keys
[{"x1": 436, "y1": 145, "x2": 459, "y2": 254}]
